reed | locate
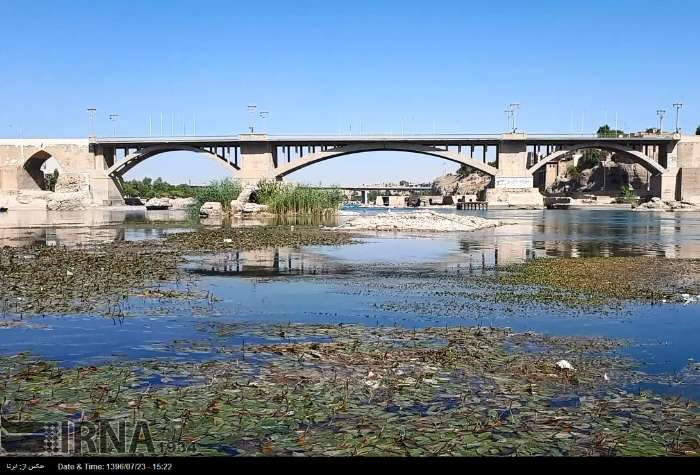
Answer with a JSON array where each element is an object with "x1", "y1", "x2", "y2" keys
[
  {"x1": 190, "y1": 179, "x2": 242, "y2": 211},
  {"x1": 256, "y1": 181, "x2": 342, "y2": 215}
]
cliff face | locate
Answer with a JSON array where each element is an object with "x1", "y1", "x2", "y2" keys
[
  {"x1": 432, "y1": 172, "x2": 492, "y2": 196},
  {"x1": 549, "y1": 155, "x2": 652, "y2": 194}
]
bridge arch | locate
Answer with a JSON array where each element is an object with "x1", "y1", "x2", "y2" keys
[
  {"x1": 21, "y1": 150, "x2": 62, "y2": 190},
  {"x1": 106, "y1": 144, "x2": 240, "y2": 178},
  {"x1": 528, "y1": 142, "x2": 666, "y2": 176},
  {"x1": 273, "y1": 143, "x2": 499, "y2": 179}
]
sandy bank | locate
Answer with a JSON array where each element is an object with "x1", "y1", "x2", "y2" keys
[{"x1": 338, "y1": 210, "x2": 500, "y2": 232}]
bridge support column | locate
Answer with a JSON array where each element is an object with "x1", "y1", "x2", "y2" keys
[
  {"x1": 237, "y1": 136, "x2": 277, "y2": 186},
  {"x1": 650, "y1": 171, "x2": 679, "y2": 201},
  {"x1": 486, "y1": 134, "x2": 543, "y2": 208},
  {"x1": 361, "y1": 190, "x2": 369, "y2": 205},
  {"x1": 90, "y1": 173, "x2": 124, "y2": 206},
  {"x1": 494, "y1": 134, "x2": 534, "y2": 189}
]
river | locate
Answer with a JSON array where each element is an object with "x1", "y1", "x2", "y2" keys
[{"x1": 1, "y1": 207, "x2": 699, "y2": 400}]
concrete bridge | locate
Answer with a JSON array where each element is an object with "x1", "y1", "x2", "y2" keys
[{"x1": 1, "y1": 133, "x2": 699, "y2": 206}]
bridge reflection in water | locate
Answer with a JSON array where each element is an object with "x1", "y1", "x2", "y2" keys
[{"x1": 2, "y1": 209, "x2": 700, "y2": 265}]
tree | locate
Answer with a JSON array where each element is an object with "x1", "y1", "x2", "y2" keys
[
  {"x1": 696, "y1": 125, "x2": 700, "y2": 135},
  {"x1": 597, "y1": 124, "x2": 625, "y2": 138},
  {"x1": 456, "y1": 164, "x2": 473, "y2": 178}
]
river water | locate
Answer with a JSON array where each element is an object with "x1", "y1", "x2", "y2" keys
[{"x1": 1, "y1": 207, "x2": 699, "y2": 399}]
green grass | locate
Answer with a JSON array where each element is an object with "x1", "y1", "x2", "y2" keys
[{"x1": 256, "y1": 181, "x2": 342, "y2": 215}]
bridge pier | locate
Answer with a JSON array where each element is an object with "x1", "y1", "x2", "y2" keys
[
  {"x1": 486, "y1": 134, "x2": 543, "y2": 208},
  {"x1": 237, "y1": 136, "x2": 278, "y2": 186},
  {"x1": 361, "y1": 190, "x2": 369, "y2": 205}
]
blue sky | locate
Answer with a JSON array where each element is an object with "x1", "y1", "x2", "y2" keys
[{"x1": 1, "y1": 0, "x2": 698, "y2": 185}]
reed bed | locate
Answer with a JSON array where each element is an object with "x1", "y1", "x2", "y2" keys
[
  {"x1": 191, "y1": 179, "x2": 242, "y2": 211},
  {"x1": 256, "y1": 181, "x2": 342, "y2": 215}
]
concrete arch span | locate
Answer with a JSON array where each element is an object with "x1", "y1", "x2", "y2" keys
[
  {"x1": 273, "y1": 143, "x2": 499, "y2": 179},
  {"x1": 528, "y1": 142, "x2": 667, "y2": 176},
  {"x1": 106, "y1": 144, "x2": 240, "y2": 178},
  {"x1": 21, "y1": 150, "x2": 61, "y2": 190}
]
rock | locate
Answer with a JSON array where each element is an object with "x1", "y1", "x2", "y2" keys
[
  {"x1": 54, "y1": 173, "x2": 90, "y2": 193},
  {"x1": 199, "y1": 201, "x2": 223, "y2": 217},
  {"x1": 237, "y1": 185, "x2": 259, "y2": 204},
  {"x1": 230, "y1": 199, "x2": 243, "y2": 213},
  {"x1": 555, "y1": 360, "x2": 575, "y2": 371},
  {"x1": 241, "y1": 203, "x2": 269, "y2": 214},
  {"x1": 432, "y1": 172, "x2": 491, "y2": 196},
  {"x1": 634, "y1": 200, "x2": 699, "y2": 212},
  {"x1": 145, "y1": 197, "x2": 172, "y2": 209},
  {"x1": 339, "y1": 210, "x2": 500, "y2": 232},
  {"x1": 46, "y1": 191, "x2": 92, "y2": 211},
  {"x1": 169, "y1": 197, "x2": 196, "y2": 209},
  {"x1": 484, "y1": 188, "x2": 544, "y2": 208}
]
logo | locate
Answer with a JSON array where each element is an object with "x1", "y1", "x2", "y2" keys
[{"x1": 0, "y1": 417, "x2": 185, "y2": 455}]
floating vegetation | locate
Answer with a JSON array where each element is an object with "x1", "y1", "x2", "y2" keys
[
  {"x1": 0, "y1": 226, "x2": 355, "y2": 317},
  {"x1": 1, "y1": 324, "x2": 697, "y2": 456},
  {"x1": 0, "y1": 243, "x2": 182, "y2": 316},
  {"x1": 496, "y1": 257, "x2": 700, "y2": 306},
  {"x1": 165, "y1": 225, "x2": 355, "y2": 253}
]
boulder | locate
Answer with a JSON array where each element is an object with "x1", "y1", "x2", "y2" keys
[
  {"x1": 237, "y1": 185, "x2": 259, "y2": 204},
  {"x1": 145, "y1": 197, "x2": 172, "y2": 209},
  {"x1": 240, "y1": 203, "x2": 269, "y2": 214},
  {"x1": 170, "y1": 197, "x2": 196, "y2": 209},
  {"x1": 46, "y1": 191, "x2": 92, "y2": 211},
  {"x1": 199, "y1": 201, "x2": 223, "y2": 217}
]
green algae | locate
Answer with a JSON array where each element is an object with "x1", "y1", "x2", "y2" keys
[{"x1": 495, "y1": 257, "x2": 700, "y2": 307}]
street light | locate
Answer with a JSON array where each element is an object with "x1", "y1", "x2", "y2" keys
[
  {"x1": 509, "y1": 103, "x2": 520, "y2": 133},
  {"x1": 504, "y1": 109, "x2": 513, "y2": 132},
  {"x1": 87, "y1": 108, "x2": 97, "y2": 138},
  {"x1": 247, "y1": 105, "x2": 257, "y2": 133},
  {"x1": 109, "y1": 114, "x2": 119, "y2": 137},
  {"x1": 259, "y1": 111, "x2": 269, "y2": 133},
  {"x1": 656, "y1": 109, "x2": 666, "y2": 134},
  {"x1": 673, "y1": 102, "x2": 683, "y2": 133}
]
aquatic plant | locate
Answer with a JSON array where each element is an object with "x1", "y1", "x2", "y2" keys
[
  {"x1": 497, "y1": 256, "x2": 700, "y2": 305},
  {"x1": 1, "y1": 324, "x2": 697, "y2": 456},
  {"x1": 618, "y1": 185, "x2": 639, "y2": 204},
  {"x1": 256, "y1": 181, "x2": 342, "y2": 215},
  {"x1": 190, "y1": 179, "x2": 242, "y2": 212}
]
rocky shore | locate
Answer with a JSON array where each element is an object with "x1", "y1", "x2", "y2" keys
[
  {"x1": 633, "y1": 197, "x2": 699, "y2": 212},
  {"x1": 338, "y1": 210, "x2": 500, "y2": 232}
]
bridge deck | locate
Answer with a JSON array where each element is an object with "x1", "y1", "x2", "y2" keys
[{"x1": 90, "y1": 133, "x2": 678, "y2": 148}]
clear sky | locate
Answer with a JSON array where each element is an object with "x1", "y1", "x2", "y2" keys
[{"x1": 1, "y1": 0, "x2": 698, "y2": 185}]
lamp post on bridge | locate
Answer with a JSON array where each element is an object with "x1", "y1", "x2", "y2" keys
[
  {"x1": 510, "y1": 103, "x2": 520, "y2": 132},
  {"x1": 108, "y1": 113, "x2": 119, "y2": 137},
  {"x1": 86, "y1": 108, "x2": 97, "y2": 138},
  {"x1": 656, "y1": 109, "x2": 666, "y2": 134},
  {"x1": 259, "y1": 111, "x2": 270, "y2": 133},
  {"x1": 673, "y1": 102, "x2": 683, "y2": 134},
  {"x1": 504, "y1": 108, "x2": 513, "y2": 132},
  {"x1": 247, "y1": 105, "x2": 257, "y2": 133},
  {"x1": 506, "y1": 103, "x2": 520, "y2": 133}
]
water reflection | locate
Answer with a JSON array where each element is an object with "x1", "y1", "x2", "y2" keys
[{"x1": 1, "y1": 207, "x2": 699, "y2": 399}]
